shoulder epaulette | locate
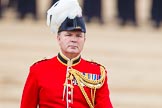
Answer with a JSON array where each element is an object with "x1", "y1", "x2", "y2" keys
[
  {"x1": 32, "y1": 57, "x2": 49, "y2": 66},
  {"x1": 86, "y1": 60, "x2": 106, "y2": 69}
]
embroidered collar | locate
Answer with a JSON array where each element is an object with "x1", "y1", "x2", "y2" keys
[{"x1": 57, "y1": 52, "x2": 81, "y2": 66}]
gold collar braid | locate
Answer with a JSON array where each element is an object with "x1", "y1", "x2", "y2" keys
[{"x1": 66, "y1": 66, "x2": 106, "y2": 108}]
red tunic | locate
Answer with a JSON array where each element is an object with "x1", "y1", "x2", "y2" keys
[{"x1": 20, "y1": 53, "x2": 113, "y2": 108}]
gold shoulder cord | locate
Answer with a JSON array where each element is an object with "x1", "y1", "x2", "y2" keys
[{"x1": 68, "y1": 66, "x2": 106, "y2": 108}]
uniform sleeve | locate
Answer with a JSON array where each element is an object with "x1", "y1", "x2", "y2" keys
[
  {"x1": 20, "y1": 66, "x2": 39, "y2": 108},
  {"x1": 95, "y1": 70, "x2": 113, "y2": 108}
]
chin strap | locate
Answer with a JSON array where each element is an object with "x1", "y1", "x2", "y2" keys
[{"x1": 66, "y1": 66, "x2": 106, "y2": 108}]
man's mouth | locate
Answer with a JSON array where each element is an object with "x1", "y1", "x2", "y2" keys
[{"x1": 69, "y1": 45, "x2": 77, "y2": 49}]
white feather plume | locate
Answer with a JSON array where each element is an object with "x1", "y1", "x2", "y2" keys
[{"x1": 47, "y1": 0, "x2": 82, "y2": 33}]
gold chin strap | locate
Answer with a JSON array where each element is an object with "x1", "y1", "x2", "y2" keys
[{"x1": 67, "y1": 66, "x2": 106, "y2": 108}]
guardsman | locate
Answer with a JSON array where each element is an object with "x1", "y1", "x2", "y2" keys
[
  {"x1": 117, "y1": 0, "x2": 137, "y2": 26},
  {"x1": 20, "y1": 0, "x2": 113, "y2": 108},
  {"x1": 151, "y1": 0, "x2": 162, "y2": 28},
  {"x1": 17, "y1": 0, "x2": 38, "y2": 20},
  {"x1": 82, "y1": 0, "x2": 104, "y2": 24}
]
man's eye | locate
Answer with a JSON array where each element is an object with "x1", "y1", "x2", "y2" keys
[
  {"x1": 65, "y1": 34, "x2": 71, "y2": 36},
  {"x1": 77, "y1": 35, "x2": 83, "y2": 37}
]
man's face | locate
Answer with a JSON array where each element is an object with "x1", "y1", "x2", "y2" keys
[{"x1": 57, "y1": 30, "x2": 86, "y2": 58}]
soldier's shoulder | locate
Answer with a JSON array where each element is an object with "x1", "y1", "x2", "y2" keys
[
  {"x1": 31, "y1": 57, "x2": 52, "y2": 67},
  {"x1": 85, "y1": 59, "x2": 105, "y2": 69}
]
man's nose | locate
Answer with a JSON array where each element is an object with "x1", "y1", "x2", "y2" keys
[{"x1": 71, "y1": 36, "x2": 77, "y2": 42}]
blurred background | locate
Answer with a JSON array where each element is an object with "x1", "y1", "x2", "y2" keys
[{"x1": 0, "y1": 0, "x2": 162, "y2": 108}]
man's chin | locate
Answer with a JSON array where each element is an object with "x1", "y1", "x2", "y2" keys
[
  {"x1": 67, "y1": 51, "x2": 78, "y2": 54},
  {"x1": 66, "y1": 50, "x2": 80, "y2": 55},
  {"x1": 67, "y1": 49, "x2": 78, "y2": 53}
]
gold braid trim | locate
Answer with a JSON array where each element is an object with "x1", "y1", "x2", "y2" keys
[{"x1": 68, "y1": 66, "x2": 106, "y2": 108}]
